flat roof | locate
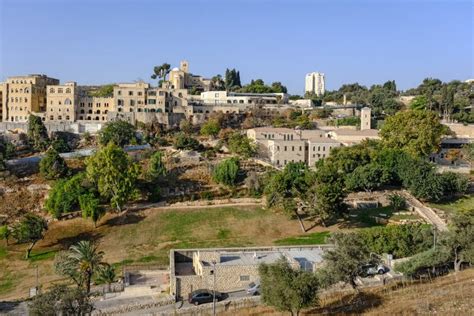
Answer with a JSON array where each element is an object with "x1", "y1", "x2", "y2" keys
[{"x1": 330, "y1": 129, "x2": 379, "y2": 136}]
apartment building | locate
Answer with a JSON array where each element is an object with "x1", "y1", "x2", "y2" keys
[
  {"x1": 2, "y1": 74, "x2": 59, "y2": 123},
  {"x1": 247, "y1": 127, "x2": 341, "y2": 168},
  {"x1": 200, "y1": 91, "x2": 289, "y2": 106},
  {"x1": 305, "y1": 72, "x2": 325, "y2": 96},
  {"x1": 76, "y1": 96, "x2": 114, "y2": 122},
  {"x1": 46, "y1": 82, "x2": 78, "y2": 122},
  {"x1": 113, "y1": 82, "x2": 149, "y2": 114}
]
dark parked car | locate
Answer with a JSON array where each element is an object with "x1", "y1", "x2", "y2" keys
[{"x1": 188, "y1": 289, "x2": 224, "y2": 306}]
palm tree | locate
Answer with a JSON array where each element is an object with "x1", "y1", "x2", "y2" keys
[
  {"x1": 96, "y1": 264, "x2": 116, "y2": 292},
  {"x1": 68, "y1": 240, "x2": 104, "y2": 294}
]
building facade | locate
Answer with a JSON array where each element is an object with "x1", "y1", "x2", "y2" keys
[{"x1": 305, "y1": 72, "x2": 325, "y2": 96}]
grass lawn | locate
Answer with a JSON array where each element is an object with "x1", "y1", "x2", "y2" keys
[
  {"x1": 0, "y1": 205, "x2": 329, "y2": 300},
  {"x1": 429, "y1": 194, "x2": 474, "y2": 214},
  {"x1": 274, "y1": 231, "x2": 331, "y2": 245}
]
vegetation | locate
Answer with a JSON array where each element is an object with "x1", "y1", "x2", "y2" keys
[
  {"x1": 259, "y1": 258, "x2": 319, "y2": 316},
  {"x1": 45, "y1": 173, "x2": 89, "y2": 218},
  {"x1": 239, "y1": 79, "x2": 287, "y2": 94},
  {"x1": 27, "y1": 114, "x2": 50, "y2": 151},
  {"x1": 11, "y1": 214, "x2": 48, "y2": 259},
  {"x1": 151, "y1": 63, "x2": 171, "y2": 84},
  {"x1": 224, "y1": 68, "x2": 242, "y2": 91},
  {"x1": 328, "y1": 116, "x2": 360, "y2": 127},
  {"x1": 79, "y1": 193, "x2": 104, "y2": 228},
  {"x1": 29, "y1": 284, "x2": 93, "y2": 316},
  {"x1": 388, "y1": 193, "x2": 406, "y2": 211},
  {"x1": 98, "y1": 120, "x2": 137, "y2": 147},
  {"x1": 147, "y1": 150, "x2": 167, "y2": 181},
  {"x1": 85, "y1": 142, "x2": 141, "y2": 211},
  {"x1": 227, "y1": 132, "x2": 256, "y2": 158},
  {"x1": 173, "y1": 132, "x2": 200, "y2": 150},
  {"x1": 39, "y1": 148, "x2": 69, "y2": 180},
  {"x1": 88, "y1": 84, "x2": 114, "y2": 97},
  {"x1": 212, "y1": 157, "x2": 240, "y2": 187},
  {"x1": 319, "y1": 232, "x2": 376, "y2": 290},
  {"x1": 55, "y1": 240, "x2": 105, "y2": 294},
  {"x1": 200, "y1": 119, "x2": 221, "y2": 137},
  {"x1": 0, "y1": 225, "x2": 10, "y2": 245},
  {"x1": 380, "y1": 110, "x2": 450, "y2": 157}
]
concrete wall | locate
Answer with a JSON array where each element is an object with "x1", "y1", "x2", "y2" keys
[{"x1": 0, "y1": 121, "x2": 103, "y2": 134}]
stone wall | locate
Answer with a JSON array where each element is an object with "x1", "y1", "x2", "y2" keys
[{"x1": 0, "y1": 121, "x2": 103, "y2": 134}]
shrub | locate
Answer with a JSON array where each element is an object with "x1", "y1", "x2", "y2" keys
[
  {"x1": 394, "y1": 247, "x2": 451, "y2": 277},
  {"x1": 200, "y1": 119, "x2": 221, "y2": 137},
  {"x1": 39, "y1": 148, "x2": 69, "y2": 179},
  {"x1": 213, "y1": 158, "x2": 240, "y2": 187},
  {"x1": 99, "y1": 120, "x2": 137, "y2": 147},
  {"x1": 147, "y1": 151, "x2": 166, "y2": 181},
  {"x1": 79, "y1": 193, "x2": 104, "y2": 227},
  {"x1": 388, "y1": 194, "x2": 406, "y2": 211},
  {"x1": 51, "y1": 138, "x2": 71, "y2": 153},
  {"x1": 173, "y1": 133, "x2": 200, "y2": 150},
  {"x1": 228, "y1": 133, "x2": 256, "y2": 158},
  {"x1": 45, "y1": 173, "x2": 88, "y2": 218}
]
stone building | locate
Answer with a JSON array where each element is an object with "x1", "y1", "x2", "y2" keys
[
  {"x1": 113, "y1": 82, "x2": 150, "y2": 115},
  {"x1": 76, "y1": 96, "x2": 114, "y2": 122},
  {"x1": 2, "y1": 74, "x2": 59, "y2": 122},
  {"x1": 168, "y1": 60, "x2": 212, "y2": 92},
  {"x1": 360, "y1": 107, "x2": 371, "y2": 130},
  {"x1": 247, "y1": 127, "x2": 341, "y2": 168},
  {"x1": 46, "y1": 82, "x2": 78, "y2": 122},
  {"x1": 170, "y1": 246, "x2": 327, "y2": 299}
]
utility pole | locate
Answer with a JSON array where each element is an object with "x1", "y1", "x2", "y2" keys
[{"x1": 212, "y1": 260, "x2": 217, "y2": 316}]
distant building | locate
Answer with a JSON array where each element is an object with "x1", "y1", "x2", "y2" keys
[
  {"x1": 360, "y1": 107, "x2": 371, "y2": 130},
  {"x1": 168, "y1": 60, "x2": 212, "y2": 93},
  {"x1": 305, "y1": 72, "x2": 325, "y2": 96}
]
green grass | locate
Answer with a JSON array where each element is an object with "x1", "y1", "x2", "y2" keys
[
  {"x1": 137, "y1": 255, "x2": 160, "y2": 263},
  {"x1": 0, "y1": 271, "x2": 14, "y2": 295},
  {"x1": 274, "y1": 231, "x2": 331, "y2": 246},
  {"x1": 28, "y1": 249, "x2": 58, "y2": 262},
  {"x1": 349, "y1": 206, "x2": 421, "y2": 226},
  {"x1": 429, "y1": 194, "x2": 474, "y2": 214},
  {"x1": 0, "y1": 246, "x2": 7, "y2": 260}
]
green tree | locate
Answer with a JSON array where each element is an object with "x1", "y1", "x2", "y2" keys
[
  {"x1": 211, "y1": 74, "x2": 226, "y2": 91},
  {"x1": 98, "y1": 120, "x2": 137, "y2": 147},
  {"x1": 259, "y1": 258, "x2": 319, "y2": 316},
  {"x1": 85, "y1": 143, "x2": 141, "y2": 211},
  {"x1": 88, "y1": 84, "x2": 115, "y2": 97},
  {"x1": 39, "y1": 148, "x2": 69, "y2": 180},
  {"x1": 147, "y1": 150, "x2": 167, "y2": 181},
  {"x1": 462, "y1": 143, "x2": 474, "y2": 168},
  {"x1": 151, "y1": 63, "x2": 171, "y2": 84},
  {"x1": 29, "y1": 284, "x2": 93, "y2": 316},
  {"x1": 11, "y1": 214, "x2": 48, "y2": 259},
  {"x1": 345, "y1": 163, "x2": 389, "y2": 192},
  {"x1": 439, "y1": 172, "x2": 468, "y2": 199},
  {"x1": 95, "y1": 264, "x2": 116, "y2": 292},
  {"x1": 55, "y1": 240, "x2": 105, "y2": 294},
  {"x1": 410, "y1": 95, "x2": 428, "y2": 110},
  {"x1": 27, "y1": 114, "x2": 49, "y2": 151},
  {"x1": 200, "y1": 119, "x2": 221, "y2": 137},
  {"x1": 388, "y1": 194, "x2": 406, "y2": 211},
  {"x1": 227, "y1": 132, "x2": 256, "y2": 158},
  {"x1": 380, "y1": 110, "x2": 450, "y2": 157},
  {"x1": 79, "y1": 194, "x2": 104, "y2": 228},
  {"x1": 320, "y1": 232, "x2": 375, "y2": 291},
  {"x1": 212, "y1": 157, "x2": 240, "y2": 187},
  {"x1": 45, "y1": 173, "x2": 88, "y2": 218},
  {"x1": 443, "y1": 213, "x2": 474, "y2": 272}
]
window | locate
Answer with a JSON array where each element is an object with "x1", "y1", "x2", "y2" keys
[
  {"x1": 299, "y1": 146, "x2": 302, "y2": 151},
  {"x1": 65, "y1": 98, "x2": 72, "y2": 105},
  {"x1": 58, "y1": 88, "x2": 63, "y2": 93},
  {"x1": 130, "y1": 100, "x2": 135, "y2": 106},
  {"x1": 66, "y1": 115, "x2": 70, "y2": 120},
  {"x1": 240, "y1": 275, "x2": 250, "y2": 281},
  {"x1": 128, "y1": 91, "x2": 133, "y2": 96},
  {"x1": 138, "y1": 91, "x2": 142, "y2": 96},
  {"x1": 284, "y1": 146, "x2": 287, "y2": 151},
  {"x1": 58, "y1": 116, "x2": 62, "y2": 120},
  {"x1": 118, "y1": 99, "x2": 124, "y2": 106},
  {"x1": 292, "y1": 146, "x2": 294, "y2": 151},
  {"x1": 148, "y1": 99, "x2": 156, "y2": 105},
  {"x1": 65, "y1": 88, "x2": 71, "y2": 93}
]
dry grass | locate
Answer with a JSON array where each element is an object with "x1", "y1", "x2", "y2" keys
[{"x1": 225, "y1": 269, "x2": 474, "y2": 315}]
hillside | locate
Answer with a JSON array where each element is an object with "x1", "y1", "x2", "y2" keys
[{"x1": 225, "y1": 268, "x2": 474, "y2": 315}]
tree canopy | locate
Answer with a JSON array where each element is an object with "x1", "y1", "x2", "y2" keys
[
  {"x1": 98, "y1": 120, "x2": 137, "y2": 147},
  {"x1": 39, "y1": 148, "x2": 69, "y2": 180},
  {"x1": 11, "y1": 214, "x2": 48, "y2": 259},
  {"x1": 27, "y1": 115, "x2": 49, "y2": 151},
  {"x1": 212, "y1": 157, "x2": 240, "y2": 187}
]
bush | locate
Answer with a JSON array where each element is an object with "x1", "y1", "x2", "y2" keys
[
  {"x1": 147, "y1": 151, "x2": 166, "y2": 181},
  {"x1": 388, "y1": 194, "x2": 406, "y2": 211},
  {"x1": 358, "y1": 224, "x2": 433, "y2": 258},
  {"x1": 228, "y1": 133, "x2": 256, "y2": 158},
  {"x1": 50, "y1": 138, "x2": 71, "y2": 153},
  {"x1": 213, "y1": 158, "x2": 240, "y2": 187},
  {"x1": 39, "y1": 148, "x2": 69, "y2": 179},
  {"x1": 27, "y1": 115, "x2": 50, "y2": 151},
  {"x1": 394, "y1": 247, "x2": 451, "y2": 277},
  {"x1": 45, "y1": 173, "x2": 88, "y2": 218},
  {"x1": 79, "y1": 193, "x2": 104, "y2": 227},
  {"x1": 99, "y1": 120, "x2": 137, "y2": 147},
  {"x1": 173, "y1": 133, "x2": 200, "y2": 150},
  {"x1": 200, "y1": 119, "x2": 220, "y2": 137}
]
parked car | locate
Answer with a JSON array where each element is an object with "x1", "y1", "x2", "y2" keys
[
  {"x1": 188, "y1": 289, "x2": 224, "y2": 306},
  {"x1": 246, "y1": 282, "x2": 260, "y2": 295},
  {"x1": 361, "y1": 263, "x2": 388, "y2": 277}
]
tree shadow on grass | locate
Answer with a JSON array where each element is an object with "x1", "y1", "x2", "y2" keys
[
  {"x1": 307, "y1": 291, "x2": 383, "y2": 314},
  {"x1": 54, "y1": 231, "x2": 104, "y2": 250},
  {"x1": 102, "y1": 213, "x2": 146, "y2": 227}
]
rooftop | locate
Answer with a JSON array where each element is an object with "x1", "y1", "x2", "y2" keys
[{"x1": 330, "y1": 129, "x2": 380, "y2": 136}]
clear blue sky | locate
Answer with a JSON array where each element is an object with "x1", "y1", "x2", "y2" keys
[{"x1": 0, "y1": 0, "x2": 472, "y2": 94}]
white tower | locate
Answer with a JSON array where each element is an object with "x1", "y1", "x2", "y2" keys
[{"x1": 360, "y1": 107, "x2": 371, "y2": 130}]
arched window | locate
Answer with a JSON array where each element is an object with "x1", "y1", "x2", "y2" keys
[
  {"x1": 64, "y1": 98, "x2": 72, "y2": 105},
  {"x1": 87, "y1": 116, "x2": 91, "y2": 120},
  {"x1": 95, "y1": 116, "x2": 99, "y2": 120},
  {"x1": 50, "y1": 88, "x2": 55, "y2": 93},
  {"x1": 50, "y1": 116, "x2": 54, "y2": 120},
  {"x1": 80, "y1": 110, "x2": 85, "y2": 114},
  {"x1": 88, "y1": 110, "x2": 92, "y2": 114},
  {"x1": 96, "y1": 110, "x2": 100, "y2": 114}
]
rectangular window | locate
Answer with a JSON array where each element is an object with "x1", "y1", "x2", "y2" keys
[
  {"x1": 240, "y1": 275, "x2": 250, "y2": 281},
  {"x1": 292, "y1": 146, "x2": 294, "y2": 151},
  {"x1": 284, "y1": 146, "x2": 287, "y2": 151},
  {"x1": 299, "y1": 146, "x2": 302, "y2": 151},
  {"x1": 128, "y1": 91, "x2": 133, "y2": 96}
]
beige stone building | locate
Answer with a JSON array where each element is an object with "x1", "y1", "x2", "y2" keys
[
  {"x1": 169, "y1": 60, "x2": 212, "y2": 92},
  {"x1": 113, "y1": 82, "x2": 150, "y2": 115},
  {"x1": 2, "y1": 74, "x2": 59, "y2": 122},
  {"x1": 305, "y1": 72, "x2": 325, "y2": 96},
  {"x1": 76, "y1": 96, "x2": 114, "y2": 122},
  {"x1": 46, "y1": 82, "x2": 78, "y2": 122},
  {"x1": 170, "y1": 246, "x2": 327, "y2": 299},
  {"x1": 247, "y1": 127, "x2": 341, "y2": 168}
]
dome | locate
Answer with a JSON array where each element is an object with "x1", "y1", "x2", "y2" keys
[{"x1": 172, "y1": 67, "x2": 179, "y2": 71}]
